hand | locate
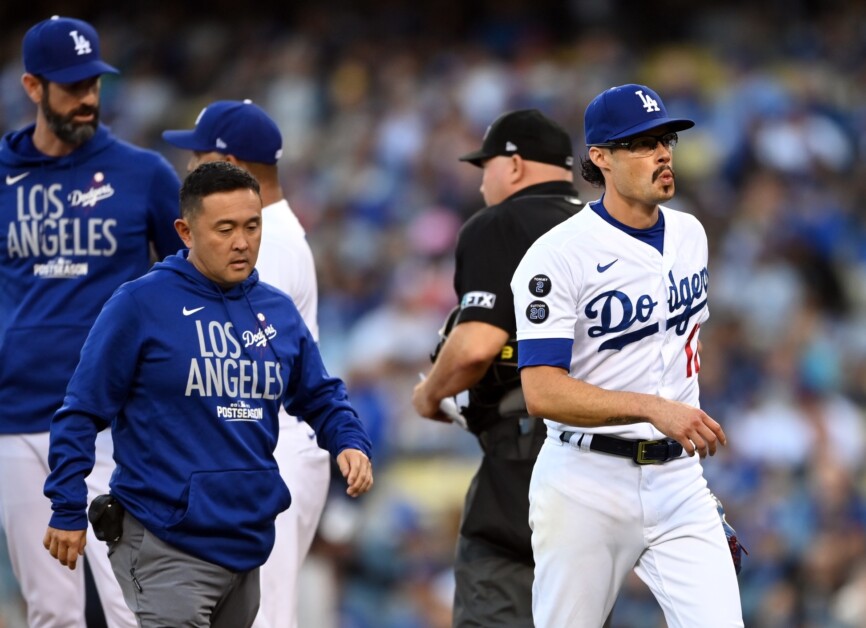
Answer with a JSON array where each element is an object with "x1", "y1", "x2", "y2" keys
[
  {"x1": 337, "y1": 448, "x2": 373, "y2": 497},
  {"x1": 649, "y1": 398, "x2": 727, "y2": 458},
  {"x1": 411, "y1": 379, "x2": 449, "y2": 423},
  {"x1": 43, "y1": 526, "x2": 86, "y2": 570}
]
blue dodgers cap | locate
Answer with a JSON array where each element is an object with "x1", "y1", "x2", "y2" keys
[
  {"x1": 162, "y1": 100, "x2": 283, "y2": 165},
  {"x1": 584, "y1": 84, "x2": 694, "y2": 146},
  {"x1": 23, "y1": 16, "x2": 118, "y2": 83}
]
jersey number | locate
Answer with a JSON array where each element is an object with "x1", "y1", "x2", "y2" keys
[
  {"x1": 529, "y1": 306, "x2": 547, "y2": 321},
  {"x1": 684, "y1": 323, "x2": 701, "y2": 378}
]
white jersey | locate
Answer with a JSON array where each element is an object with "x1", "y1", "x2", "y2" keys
[
  {"x1": 257, "y1": 199, "x2": 319, "y2": 341},
  {"x1": 511, "y1": 202, "x2": 709, "y2": 441},
  {"x1": 251, "y1": 197, "x2": 330, "y2": 628}
]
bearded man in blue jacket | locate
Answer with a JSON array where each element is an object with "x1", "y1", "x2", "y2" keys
[
  {"x1": 0, "y1": 15, "x2": 181, "y2": 628},
  {"x1": 43, "y1": 161, "x2": 374, "y2": 627}
]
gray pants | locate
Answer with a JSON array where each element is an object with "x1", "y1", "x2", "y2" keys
[
  {"x1": 108, "y1": 513, "x2": 260, "y2": 627},
  {"x1": 452, "y1": 533, "x2": 614, "y2": 628},
  {"x1": 452, "y1": 534, "x2": 535, "y2": 628}
]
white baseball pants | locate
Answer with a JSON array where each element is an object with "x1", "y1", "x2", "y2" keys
[
  {"x1": 252, "y1": 418, "x2": 331, "y2": 628},
  {"x1": 529, "y1": 433, "x2": 744, "y2": 627},
  {"x1": 0, "y1": 430, "x2": 136, "y2": 628}
]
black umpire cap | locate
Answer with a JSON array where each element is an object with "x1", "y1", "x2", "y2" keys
[{"x1": 459, "y1": 109, "x2": 574, "y2": 170}]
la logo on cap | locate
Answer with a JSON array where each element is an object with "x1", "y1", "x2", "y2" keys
[
  {"x1": 69, "y1": 30, "x2": 92, "y2": 56},
  {"x1": 635, "y1": 89, "x2": 660, "y2": 113}
]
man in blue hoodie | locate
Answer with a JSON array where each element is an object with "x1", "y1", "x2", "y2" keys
[
  {"x1": 162, "y1": 100, "x2": 331, "y2": 628},
  {"x1": 0, "y1": 15, "x2": 181, "y2": 628},
  {"x1": 43, "y1": 161, "x2": 374, "y2": 627}
]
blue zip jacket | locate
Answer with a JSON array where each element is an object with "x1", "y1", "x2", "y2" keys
[
  {"x1": 44, "y1": 252, "x2": 372, "y2": 572},
  {"x1": 0, "y1": 123, "x2": 182, "y2": 433}
]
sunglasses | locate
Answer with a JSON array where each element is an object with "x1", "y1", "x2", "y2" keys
[{"x1": 592, "y1": 132, "x2": 678, "y2": 156}]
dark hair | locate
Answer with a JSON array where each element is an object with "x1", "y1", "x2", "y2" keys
[
  {"x1": 180, "y1": 161, "x2": 261, "y2": 219},
  {"x1": 579, "y1": 154, "x2": 605, "y2": 187}
]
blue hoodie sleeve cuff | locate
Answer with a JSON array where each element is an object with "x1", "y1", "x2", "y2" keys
[
  {"x1": 336, "y1": 439, "x2": 373, "y2": 461},
  {"x1": 48, "y1": 511, "x2": 89, "y2": 531}
]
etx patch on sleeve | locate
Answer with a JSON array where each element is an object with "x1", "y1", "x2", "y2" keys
[{"x1": 461, "y1": 291, "x2": 496, "y2": 309}]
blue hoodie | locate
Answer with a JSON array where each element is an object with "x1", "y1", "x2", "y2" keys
[
  {"x1": 0, "y1": 123, "x2": 182, "y2": 433},
  {"x1": 44, "y1": 252, "x2": 372, "y2": 572}
]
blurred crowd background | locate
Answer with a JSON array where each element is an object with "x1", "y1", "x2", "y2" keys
[{"x1": 2, "y1": 0, "x2": 866, "y2": 626}]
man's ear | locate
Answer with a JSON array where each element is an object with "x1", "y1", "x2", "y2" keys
[
  {"x1": 509, "y1": 154, "x2": 525, "y2": 184},
  {"x1": 588, "y1": 146, "x2": 607, "y2": 170},
  {"x1": 21, "y1": 73, "x2": 43, "y2": 105},
  {"x1": 174, "y1": 218, "x2": 193, "y2": 247}
]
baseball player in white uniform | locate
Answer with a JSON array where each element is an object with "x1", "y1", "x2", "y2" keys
[
  {"x1": 162, "y1": 100, "x2": 331, "y2": 628},
  {"x1": 511, "y1": 84, "x2": 744, "y2": 627}
]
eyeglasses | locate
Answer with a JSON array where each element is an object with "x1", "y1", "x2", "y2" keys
[{"x1": 592, "y1": 132, "x2": 678, "y2": 156}]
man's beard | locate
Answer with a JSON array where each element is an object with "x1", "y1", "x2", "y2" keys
[{"x1": 42, "y1": 91, "x2": 99, "y2": 146}]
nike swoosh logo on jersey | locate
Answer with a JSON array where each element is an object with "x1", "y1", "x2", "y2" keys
[
  {"x1": 182, "y1": 306, "x2": 205, "y2": 316},
  {"x1": 596, "y1": 259, "x2": 618, "y2": 273},
  {"x1": 6, "y1": 172, "x2": 30, "y2": 185}
]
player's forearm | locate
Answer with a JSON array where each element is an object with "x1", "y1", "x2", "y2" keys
[
  {"x1": 422, "y1": 349, "x2": 490, "y2": 403},
  {"x1": 421, "y1": 323, "x2": 503, "y2": 403},
  {"x1": 521, "y1": 365, "x2": 665, "y2": 428}
]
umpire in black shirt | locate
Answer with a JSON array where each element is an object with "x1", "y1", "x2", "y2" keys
[{"x1": 413, "y1": 110, "x2": 584, "y2": 627}]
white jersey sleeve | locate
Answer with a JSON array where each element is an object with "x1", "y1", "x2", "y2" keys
[{"x1": 511, "y1": 234, "x2": 581, "y2": 371}]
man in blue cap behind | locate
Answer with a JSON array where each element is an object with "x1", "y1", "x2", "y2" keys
[
  {"x1": 511, "y1": 84, "x2": 745, "y2": 626},
  {"x1": 0, "y1": 15, "x2": 182, "y2": 628},
  {"x1": 162, "y1": 100, "x2": 331, "y2": 628}
]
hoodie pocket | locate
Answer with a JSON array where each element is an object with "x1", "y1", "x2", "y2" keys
[{"x1": 165, "y1": 468, "x2": 291, "y2": 534}]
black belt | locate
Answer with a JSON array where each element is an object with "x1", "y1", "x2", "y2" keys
[{"x1": 559, "y1": 431, "x2": 683, "y2": 465}]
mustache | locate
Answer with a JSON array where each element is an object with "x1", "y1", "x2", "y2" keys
[
  {"x1": 65, "y1": 105, "x2": 99, "y2": 121},
  {"x1": 652, "y1": 165, "x2": 675, "y2": 183}
]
